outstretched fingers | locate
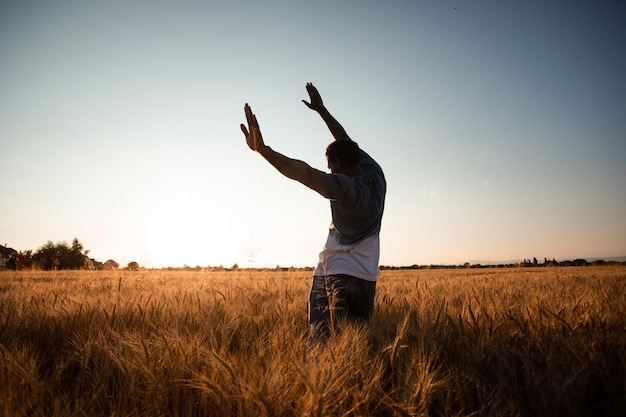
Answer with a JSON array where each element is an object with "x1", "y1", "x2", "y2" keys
[
  {"x1": 240, "y1": 123, "x2": 249, "y2": 137},
  {"x1": 244, "y1": 103, "x2": 255, "y2": 128},
  {"x1": 303, "y1": 82, "x2": 323, "y2": 110},
  {"x1": 246, "y1": 104, "x2": 262, "y2": 130},
  {"x1": 306, "y1": 82, "x2": 319, "y2": 97},
  {"x1": 242, "y1": 103, "x2": 264, "y2": 151},
  {"x1": 242, "y1": 104, "x2": 256, "y2": 135}
]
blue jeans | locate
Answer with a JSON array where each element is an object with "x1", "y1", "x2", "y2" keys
[{"x1": 308, "y1": 274, "x2": 377, "y2": 338}]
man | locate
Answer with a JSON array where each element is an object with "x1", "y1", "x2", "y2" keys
[{"x1": 240, "y1": 83, "x2": 386, "y2": 338}]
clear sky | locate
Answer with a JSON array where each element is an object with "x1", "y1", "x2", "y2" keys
[{"x1": 1, "y1": 0, "x2": 625, "y2": 268}]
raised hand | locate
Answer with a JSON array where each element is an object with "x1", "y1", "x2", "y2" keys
[
  {"x1": 302, "y1": 83, "x2": 350, "y2": 140},
  {"x1": 240, "y1": 103, "x2": 265, "y2": 152},
  {"x1": 302, "y1": 82, "x2": 324, "y2": 112}
]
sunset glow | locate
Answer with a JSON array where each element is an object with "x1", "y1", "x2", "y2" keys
[{"x1": 1, "y1": 1, "x2": 624, "y2": 268}]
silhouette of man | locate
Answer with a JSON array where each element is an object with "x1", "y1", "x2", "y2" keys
[{"x1": 240, "y1": 83, "x2": 386, "y2": 338}]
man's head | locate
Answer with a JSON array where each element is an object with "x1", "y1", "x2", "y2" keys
[{"x1": 326, "y1": 140, "x2": 361, "y2": 175}]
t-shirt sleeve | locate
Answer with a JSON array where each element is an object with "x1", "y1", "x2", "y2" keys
[
  {"x1": 323, "y1": 148, "x2": 383, "y2": 204},
  {"x1": 324, "y1": 173, "x2": 359, "y2": 205}
]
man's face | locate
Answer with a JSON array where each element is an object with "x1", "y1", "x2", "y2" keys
[{"x1": 327, "y1": 157, "x2": 341, "y2": 174}]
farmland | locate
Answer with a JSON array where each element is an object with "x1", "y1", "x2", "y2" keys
[{"x1": 1, "y1": 267, "x2": 624, "y2": 416}]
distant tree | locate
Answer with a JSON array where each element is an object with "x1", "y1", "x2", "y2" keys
[
  {"x1": 33, "y1": 241, "x2": 60, "y2": 270},
  {"x1": 32, "y1": 238, "x2": 90, "y2": 270},
  {"x1": 63, "y1": 238, "x2": 89, "y2": 269},
  {"x1": 16, "y1": 250, "x2": 33, "y2": 270},
  {"x1": 5, "y1": 253, "x2": 17, "y2": 270},
  {"x1": 127, "y1": 261, "x2": 139, "y2": 271}
]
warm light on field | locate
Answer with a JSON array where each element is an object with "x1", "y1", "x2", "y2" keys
[{"x1": 1, "y1": 267, "x2": 624, "y2": 416}]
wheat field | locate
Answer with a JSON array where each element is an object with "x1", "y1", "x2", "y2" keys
[{"x1": 0, "y1": 266, "x2": 624, "y2": 417}]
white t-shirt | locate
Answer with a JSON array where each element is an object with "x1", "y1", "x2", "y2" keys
[{"x1": 313, "y1": 148, "x2": 386, "y2": 281}]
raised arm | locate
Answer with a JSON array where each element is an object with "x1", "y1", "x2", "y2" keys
[
  {"x1": 302, "y1": 83, "x2": 350, "y2": 141},
  {"x1": 240, "y1": 103, "x2": 327, "y2": 196}
]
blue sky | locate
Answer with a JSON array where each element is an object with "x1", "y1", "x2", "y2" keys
[{"x1": 1, "y1": 0, "x2": 625, "y2": 268}]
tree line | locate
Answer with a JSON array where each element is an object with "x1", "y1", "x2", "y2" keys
[{"x1": 0, "y1": 238, "x2": 129, "y2": 271}]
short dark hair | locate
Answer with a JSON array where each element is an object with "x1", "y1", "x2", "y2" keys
[{"x1": 326, "y1": 140, "x2": 360, "y2": 167}]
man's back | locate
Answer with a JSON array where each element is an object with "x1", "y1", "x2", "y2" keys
[
  {"x1": 324, "y1": 148, "x2": 386, "y2": 245},
  {"x1": 315, "y1": 146, "x2": 385, "y2": 282}
]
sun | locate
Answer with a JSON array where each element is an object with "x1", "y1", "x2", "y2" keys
[{"x1": 142, "y1": 196, "x2": 224, "y2": 268}]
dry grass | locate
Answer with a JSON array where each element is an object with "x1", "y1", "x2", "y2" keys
[{"x1": 0, "y1": 267, "x2": 624, "y2": 416}]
